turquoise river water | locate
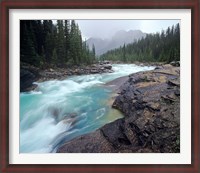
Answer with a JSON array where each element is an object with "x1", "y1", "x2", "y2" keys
[{"x1": 20, "y1": 64, "x2": 154, "y2": 153}]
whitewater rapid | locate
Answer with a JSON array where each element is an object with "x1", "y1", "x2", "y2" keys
[{"x1": 20, "y1": 64, "x2": 154, "y2": 153}]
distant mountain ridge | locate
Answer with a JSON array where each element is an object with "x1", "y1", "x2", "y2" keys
[{"x1": 86, "y1": 30, "x2": 146, "y2": 55}]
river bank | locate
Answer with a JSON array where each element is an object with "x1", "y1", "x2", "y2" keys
[
  {"x1": 20, "y1": 62, "x2": 113, "y2": 92},
  {"x1": 20, "y1": 61, "x2": 164, "y2": 92},
  {"x1": 57, "y1": 64, "x2": 180, "y2": 153}
]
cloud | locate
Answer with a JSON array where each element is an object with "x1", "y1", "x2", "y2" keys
[{"x1": 76, "y1": 20, "x2": 180, "y2": 39}]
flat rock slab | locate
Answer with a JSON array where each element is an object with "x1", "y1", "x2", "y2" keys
[
  {"x1": 57, "y1": 130, "x2": 115, "y2": 153},
  {"x1": 105, "y1": 76, "x2": 129, "y2": 92}
]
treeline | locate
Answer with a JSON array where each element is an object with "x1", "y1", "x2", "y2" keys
[
  {"x1": 100, "y1": 23, "x2": 180, "y2": 63},
  {"x1": 20, "y1": 20, "x2": 96, "y2": 68}
]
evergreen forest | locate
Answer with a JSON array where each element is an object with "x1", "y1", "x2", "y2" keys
[
  {"x1": 21, "y1": 20, "x2": 180, "y2": 68},
  {"x1": 100, "y1": 23, "x2": 180, "y2": 63},
  {"x1": 20, "y1": 20, "x2": 96, "y2": 68}
]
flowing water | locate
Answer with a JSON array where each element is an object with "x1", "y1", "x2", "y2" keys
[{"x1": 20, "y1": 64, "x2": 154, "y2": 153}]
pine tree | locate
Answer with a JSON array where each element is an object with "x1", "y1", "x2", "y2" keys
[
  {"x1": 52, "y1": 48, "x2": 58, "y2": 66},
  {"x1": 92, "y1": 44, "x2": 96, "y2": 62},
  {"x1": 123, "y1": 43, "x2": 126, "y2": 62},
  {"x1": 76, "y1": 24, "x2": 82, "y2": 64},
  {"x1": 69, "y1": 20, "x2": 77, "y2": 65},
  {"x1": 56, "y1": 20, "x2": 65, "y2": 66},
  {"x1": 20, "y1": 21, "x2": 40, "y2": 66},
  {"x1": 64, "y1": 20, "x2": 70, "y2": 63}
]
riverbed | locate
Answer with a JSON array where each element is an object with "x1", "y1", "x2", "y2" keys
[{"x1": 20, "y1": 64, "x2": 154, "y2": 153}]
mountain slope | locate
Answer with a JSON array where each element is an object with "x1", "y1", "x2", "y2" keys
[{"x1": 86, "y1": 30, "x2": 146, "y2": 55}]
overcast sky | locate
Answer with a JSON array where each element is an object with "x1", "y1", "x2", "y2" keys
[{"x1": 75, "y1": 20, "x2": 180, "y2": 40}]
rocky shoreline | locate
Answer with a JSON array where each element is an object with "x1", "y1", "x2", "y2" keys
[
  {"x1": 20, "y1": 61, "x2": 179, "y2": 93},
  {"x1": 20, "y1": 62, "x2": 113, "y2": 92},
  {"x1": 57, "y1": 64, "x2": 180, "y2": 153}
]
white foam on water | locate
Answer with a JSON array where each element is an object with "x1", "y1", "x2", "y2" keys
[
  {"x1": 20, "y1": 117, "x2": 71, "y2": 153},
  {"x1": 20, "y1": 64, "x2": 155, "y2": 153},
  {"x1": 96, "y1": 108, "x2": 106, "y2": 120}
]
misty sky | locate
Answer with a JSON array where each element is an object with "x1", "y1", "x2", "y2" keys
[{"x1": 76, "y1": 20, "x2": 180, "y2": 40}]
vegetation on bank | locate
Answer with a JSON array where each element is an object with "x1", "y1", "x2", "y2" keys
[
  {"x1": 20, "y1": 20, "x2": 96, "y2": 68},
  {"x1": 100, "y1": 24, "x2": 180, "y2": 63},
  {"x1": 21, "y1": 20, "x2": 180, "y2": 69}
]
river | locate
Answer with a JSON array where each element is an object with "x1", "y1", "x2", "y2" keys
[{"x1": 20, "y1": 64, "x2": 154, "y2": 153}]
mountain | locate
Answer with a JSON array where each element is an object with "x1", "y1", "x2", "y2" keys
[
  {"x1": 86, "y1": 30, "x2": 146, "y2": 56},
  {"x1": 86, "y1": 37, "x2": 109, "y2": 56}
]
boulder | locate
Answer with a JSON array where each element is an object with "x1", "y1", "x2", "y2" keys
[
  {"x1": 104, "y1": 64, "x2": 112, "y2": 70},
  {"x1": 90, "y1": 69, "x2": 99, "y2": 74},
  {"x1": 20, "y1": 68, "x2": 39, "y2": 92},
  {"x1": 100, "y1": 60, "x2": 111, "y2": 65},
  {"x1": 170, "y1": 61, "x2": 180, "y2": 67}
]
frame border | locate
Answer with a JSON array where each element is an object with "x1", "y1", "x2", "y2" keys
[{"x1": 1, "y1": 0, "x2": 199, "y2": 172}]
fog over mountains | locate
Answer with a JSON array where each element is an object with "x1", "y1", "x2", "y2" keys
[{"x1": 86, "y1": 30, "x2": 146, "y2": 56}]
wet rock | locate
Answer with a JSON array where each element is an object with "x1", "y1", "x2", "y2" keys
[
  {"x1": 111, "y1": 65, "x2": 180, "y2": 152},
  {"x1": 155, "y1": 66, "x2": 162, "y2": 70},
  {"x1": 101, "y1": 119, "x2": 127, "y2": 148},
  {"x1": 100, "y1": 60, "x2": 111, "y2": 65},
  {"x1": 170, "y1": 61, "x2": 180, "y2": 67},
  {"x1": 168, "y1": 79, "x2": 180, "y2": 86},
  {"x1": 90, "y1": 69, "x2": 99, "y2": 74},
  {"x1": 20, "y1": 67, "x2": 39, "y2": 92},
  {"x1": 104, "y1": 64, "x2": 112, "y2": 70},
  {"x1": 57, "y1": 130, "x2": 115, "y2": 153},
  {"x1": 105, "y1": 76, "x2": 129, "y2": 93},
  {"x1": 146, "y1": 102, "x2": 160, "y2": 111},
  {"x1": 61, "y1": 115, "x2": 78, "y2": 126}
]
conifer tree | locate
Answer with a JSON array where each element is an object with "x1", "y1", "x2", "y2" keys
[
  {"x1": 76, "y1": 24, "x2": 82, "y2": 64},
  {"x1": 64, "y1": 20, "x2": 70, "y2": 63},
  {"x1": 56, "y1": 20, "x2": 65, "y2": 66},
  {"x1": 20, "y1": 21, "x2": 40, "y2": 66},
  {"x1": 69, "y1": 20, "x2": 77, "y2": 65},
  {"x1": 21, "y1": 19, "x2": 97, "y2": 67},
  {"x1": 92, "y1": 44, "x2": 96, "y2": 62}
]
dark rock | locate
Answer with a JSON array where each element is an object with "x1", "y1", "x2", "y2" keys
[
  {"x1": 100, "y1": 60, "x2": 111, "y2": 65},
  {"x1": 57, "y1": 130, "x2": 115, "y2": 153},
  {"x1": 90, "y1": 69, "x2": 99, "y2": 74},
  {"x1": 108, "y1": 70, "x2": 114, "y2": 73},
  {"x1": 100, "y1": 118, "x2": 139, "y2": 150},
  {"x1": 174, "y1": 90, "x2": 180, "y2": 96},
  {"x1": 104, "y1": 64, "x2": 112, "y2": 70},
  {"x1": 20, "y1": 68, "x2": 39, "y2": 92},
  {"x1": 60, "y1": 114, "x2": 79, "y2": 126},
  {"x1": 168, "y1": 79, "x2": 180, "y2": 86},
  {"x1": 155, "y1": 66, "x2": 162, "y2": 70},
  {"x1": 170, "y1": 61, "x2": 180, "y2": 67}
]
